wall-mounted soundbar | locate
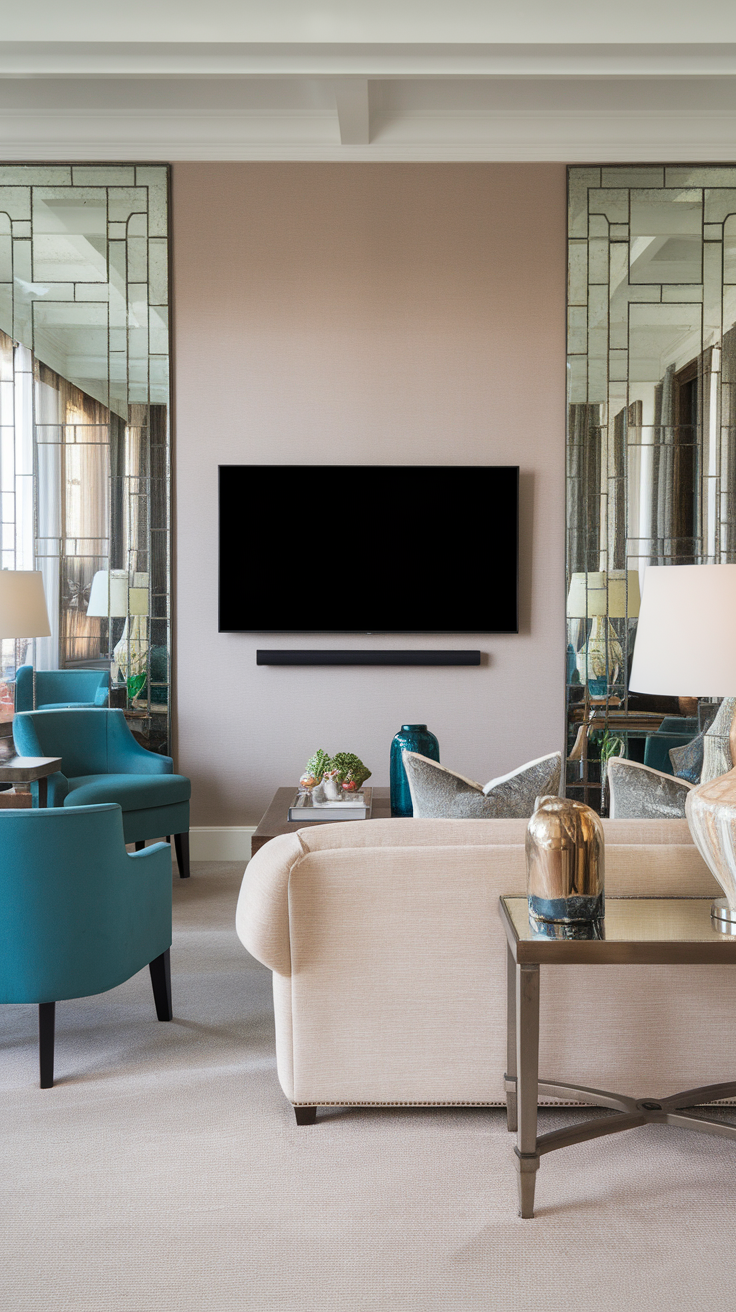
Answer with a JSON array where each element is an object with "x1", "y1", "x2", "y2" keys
[{"x1": 257, "y1": 650, "x2": 481, "y2": 666}]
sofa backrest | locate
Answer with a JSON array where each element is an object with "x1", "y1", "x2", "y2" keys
[
  {"x1": 295, "y1": 816, "x2": 695, "y2": 851},
  {"x1": 236, "y1": 816, "x2": 711, "y2": 978}
]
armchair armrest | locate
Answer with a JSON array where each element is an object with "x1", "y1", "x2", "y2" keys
[
  {"x1": 43, "y1": 771, "x2": 69, "y2": 807},
  {"x1": 106, "y1": 710, "x2": 173, "y2": 774}
]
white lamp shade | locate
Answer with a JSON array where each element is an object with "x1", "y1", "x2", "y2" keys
[
  {"x1": 0, "y1": 570, "x2": 51, "y2": 639},
  {"x1": 87, "y1": 570, "x2": 130, "y2": 618},
  {"x1": 629, "y1": 564, "x2": 736, "y2": 697},
  {"x1": 87, "y1": 570, "x2": 149, "y2": 619},
  {"x1": 567, "y1": 570, "x2": 641, "y2": 619}
]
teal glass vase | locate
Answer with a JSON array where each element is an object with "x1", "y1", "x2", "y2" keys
[{"x1": 390, "y1": 724, "x2": 440, "y2": 817}]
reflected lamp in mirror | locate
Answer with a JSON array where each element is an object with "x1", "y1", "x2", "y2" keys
[
  {"x1": 87, "y1": 571, "x2": 149, "y2": 692},
  {"x1": 87, "y1": 570, "x2": 131, "y2": 619},
  {"x1": 566, "y1": 570, "x2": 640, "y2": 693},
  {"x1": 630, "y1": 564, "x2": 736, "y2": 926},
  {"x1": 87, "y1": 570, "x2": 148, "y2": 619}
]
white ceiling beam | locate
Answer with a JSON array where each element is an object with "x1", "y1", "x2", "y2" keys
[
  {"x1": 4, "y1": 0, "x2": 736, "y2": 45},
  {"x1": 3, "y1": 107, "x2": 736, "y2": 161},
  {"x1": 334, "y1": 78, "x2": 370, "y2": 144},
  {"x1": 3, "y1": 43, "x2": 736, "y2": 79}
]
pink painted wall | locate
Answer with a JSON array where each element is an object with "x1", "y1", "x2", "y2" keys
[{"x1": 171, "y1": 163, "x2": 567, "y2": 826}]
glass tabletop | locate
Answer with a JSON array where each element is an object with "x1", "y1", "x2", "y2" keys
[{"x1": 500, "y1": 897, "x2": 736, "y2": 965}]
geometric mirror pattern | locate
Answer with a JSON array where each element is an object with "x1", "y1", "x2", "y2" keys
[
  {"x1": 0, "y1": 164, "x2": 170, "y2": 753},
  {"x1": 567, "y1": 165, "x2": 736, "y2": 808}
]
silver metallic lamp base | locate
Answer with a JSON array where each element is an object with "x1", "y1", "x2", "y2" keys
[{"x1": 711, "y1": 898, "x2": 736, "y2": 933}]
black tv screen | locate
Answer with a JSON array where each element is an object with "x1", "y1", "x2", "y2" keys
[{"x1": 219, "y1": 465, "x2": 518, "y2": 633}]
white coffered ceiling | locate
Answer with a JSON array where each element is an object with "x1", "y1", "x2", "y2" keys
[{"x1": 2, "y1": 2, "x2": 736, "y2": 160}]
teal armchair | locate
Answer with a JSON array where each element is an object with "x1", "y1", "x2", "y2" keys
[
  {"x1": 12, "y1": 708, "x2": 191, "y2": 878},
  {"x1": 14, "y1": 665, "x2": 110, "y2": 711},
  {"x1": 0, "y1": 804, "x2": 172, "y2": 1087}
]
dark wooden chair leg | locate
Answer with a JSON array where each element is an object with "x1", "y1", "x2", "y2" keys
[
  {"x1": 173, "y1": 831, "x2": 190, "y2": 879},
  {"x1": 39, "y1": 1002, "x2": 55, "y2": 1089},
  {"x1": 135, "y1": 840, "x2": 145, "y2": 851},
  {"x1": 294, "y1": 1106, "x2": 317, "y2": 1126},
  {"x1": 149, "y1": 949, "x2": 173, "y2": 1021}
]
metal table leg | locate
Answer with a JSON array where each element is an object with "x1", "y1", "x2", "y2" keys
[
  {"x1": 515, "y1": 962, "x2": 540, "y2": 1218},
  {"x1": 505, "y1": 943, "x2": 518, "y2": 1133}
]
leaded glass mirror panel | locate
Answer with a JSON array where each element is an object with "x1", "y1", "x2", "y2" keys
[
  {"x1": 566, "y1": 165, "x2": 736, "y2": 810},
  {"x1": 0, "y1": 164, "x2": 171, "y2": 754}
]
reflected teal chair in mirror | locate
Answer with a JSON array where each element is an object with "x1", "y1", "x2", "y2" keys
[
  {"x1": 0, "y1": 804, "x2": 172, "y2": 1088},
  {"x1": 12, "y1": 708, "x2": 191, "y2": 878},
  {"x1": 14, "y1": 665, "x2": 110, "y2": 711},
  {"x1": 643, "y1": 716, "x2": 699, "y2": 776}
]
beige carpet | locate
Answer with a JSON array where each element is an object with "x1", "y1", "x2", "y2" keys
[{"x1": 2, "y1": 861, "x2": 736, "y2": 1311}]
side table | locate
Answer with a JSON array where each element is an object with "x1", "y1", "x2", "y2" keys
[
  {"x1": 499, "y1": 896, "x2": 736, "y2": 1218},
  {"x1": 0, "y1": 756, "x2": 62, "y2": 808},
  {"x1": 251, "y1": 785, "x2": 392, "y2": 856}
]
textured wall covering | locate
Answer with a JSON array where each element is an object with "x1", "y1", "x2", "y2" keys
[{"x1": 171, "y1": 163, "x2": 566, "y2": 826}]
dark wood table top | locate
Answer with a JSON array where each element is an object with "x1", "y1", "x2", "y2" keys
[{"x1": 252, "y1": 785, "x2": 392, "y2": 855}]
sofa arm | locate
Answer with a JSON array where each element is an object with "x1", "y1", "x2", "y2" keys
[{"x1": 235, "y1": 832, "x2": 307, "y2": 976}]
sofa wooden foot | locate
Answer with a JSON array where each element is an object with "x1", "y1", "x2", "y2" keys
[{"x1": 294, "y1": 1106, "x2": 317, "y2": 1126}]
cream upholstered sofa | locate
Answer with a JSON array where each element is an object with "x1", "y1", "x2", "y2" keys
[{"x1": 235, "y1": 817, "x2": 736, "y2": 1120}]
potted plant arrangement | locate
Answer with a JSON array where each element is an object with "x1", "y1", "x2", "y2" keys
[{"x1": 300, "y1": 750, "x2": 371, "y2": 801}]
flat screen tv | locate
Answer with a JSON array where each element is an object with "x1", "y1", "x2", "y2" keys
[{"x1": 219, "y1": 465, "x2": 518, "y2": 633}]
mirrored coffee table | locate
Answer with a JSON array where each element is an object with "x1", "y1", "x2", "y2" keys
[{"x1": 499, "y1": 896, "x2": 736, "y2": 1218}]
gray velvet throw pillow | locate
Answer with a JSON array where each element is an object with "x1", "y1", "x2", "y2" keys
[
  {"x1": 607, "y1": 757, "x2": 693, "y2": 820},
  {"x1": 402, "y1": 751, "x2": 562, "y2": 819}
]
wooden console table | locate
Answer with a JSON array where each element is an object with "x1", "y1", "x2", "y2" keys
[{"x1": 252, "y1": 785, "x2": 392, "y2": 856}]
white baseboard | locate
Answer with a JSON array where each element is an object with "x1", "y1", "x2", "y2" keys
[{"x1": 189, "y1": 826, "x2": 256, "y2": 862}]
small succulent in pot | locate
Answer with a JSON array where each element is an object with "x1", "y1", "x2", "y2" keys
[
  {"x1": 330, "y1": 752, "x2": 371, "y2": 792},
  {"x1": 299, "y1": 748, "x2": 332, "y2": 791}
]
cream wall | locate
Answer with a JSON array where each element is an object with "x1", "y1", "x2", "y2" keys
[{"x1": 172, "y1": 162, "x2": 567, "y2": 827}]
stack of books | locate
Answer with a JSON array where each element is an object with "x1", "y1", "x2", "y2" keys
[{"x1": 288, "y1": 788, "x2": 372, "y2": 822}]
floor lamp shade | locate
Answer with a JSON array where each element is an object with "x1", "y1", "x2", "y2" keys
[
  {"x1": 0, "y1": 571, "x2": 51, "y2": 640},
  {"x1": 629, "y1": 564, "x2": 736, "y2": 697}
]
